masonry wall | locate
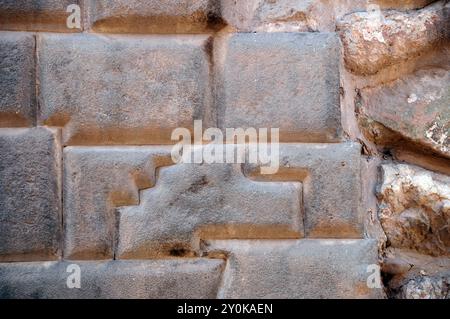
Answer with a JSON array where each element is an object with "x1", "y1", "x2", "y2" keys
[{"x1": 0, "y1": 0, "x2": 448, "y2": 299}]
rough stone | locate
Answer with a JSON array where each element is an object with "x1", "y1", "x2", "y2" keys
[
  {"x1": 38, "y1": 33, "x2": 214, "y2": 145},
  {"x1": 359, "y1": 68, "x2": 450, "y2": 158},
  {"x1": 0, "y1": 127, "x2": 62, "y2": 261},
  {"x1": 87, "y1": 0, "x2": 223, "y2": 33},
  {"x1": 117, "y1": 159, "x2": 302, "y2": 258},
  {"x1": 244, "y1": 143, "x2": 363, "y2": 238},
  {"x1": 0, "y1": 259, "x2": 224, "y2": 298},
  {"x1": 382, "y1": 248, "x2": 450, "y2": 299},
  {"x1": 0, "y1": 0, "x2": 82, "y2": 32},
  {"x1": 220, "y1": 0, "x2": 435, "y2": 32},
  {"x1": 63, "y1": 146, "x2": 173, "y2": 260},
  {"x1": 378, "y1": 164, "x2": 450, "y2": 256},
  {"x1": 0, "y1": 32, "x2": 35, "y2": 127},
  {"x1": 216, "y1": 32, "x2": 342, "y2": 143},
  {"x1": 204, "y1": 239, "x2": 385, "y2": 299},
  {"x1": 338, "y1": 1, "x2": 450, "y2": 75}
]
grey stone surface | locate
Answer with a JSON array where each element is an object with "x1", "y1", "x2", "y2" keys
[
  {"x1": 204, "y1": 239, "x2": 385, "y2": 299},
  {"x1": 0, "y1": 127, "x2": 62, "y2": 261},
  {"x1": 0, "y1": 32, "x2": 35, "y2": 127},
  {"x1": 88, "y1": 0, "x2": 223, "y2": 33},
  {"x1": 117, "y1": 160, "x2": 303, "y2": 258},
  {"x1": 0, "y1": 259, "x2": 224, "y2": 298},
  {"x1": 0, "y1": 0, "x2": 81, "y2": 32},
  {"x1": 63, "y1": 146, "x2": 173, "y2": 260},
  {"x1": 215, "y1": 32, "x2": 341, "y2": 142},
  {"x1": 38, "y1": 33, "x2": 214, "y2": 145},
  {"x1": 244, "y1": 142, "x2": 363, "y2": 238}
]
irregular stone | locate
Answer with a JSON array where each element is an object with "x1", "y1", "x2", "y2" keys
[
  {"x1": 204, "y1": 239, "x2": 385, "y2": 299},
  {"x1": 0, "y1": 0, "x2": 82, "y2": 32},
  {"x1": 0, "y1": 127, "x2": 62, "y2": 261},
  {"x1": 378, "y1": 164, "x2": 450, "y2": 256},
  {"x1": 401, "y1": 275, "x2": 449, "y2": 299},
  {"x1": 38, "y1": 33, "x2": 214, "y2": 145},
  {"x1": 63, "y1": 146, "x2": 173, "y2": 259},
  {"x1": 0, "y1": 259, "x2": 224, "y2": 298},
  {"x1": 338, "y1": 1, "x2": 450, "y2": 75},
  {"x1": 382, "y1": 247, "x2": 450, "y2": 299},
  {"x1": 220, "y1": 0, "x2": 434, "y2": 32},
  {"x1": 117, "y1": 159, "x2": 302, "y2": 258},
  {"x1": 216, "y1": 32, "x2": 342, "y2": 143},
  {"x1": 0, "y1": 32, "x2": 35, "y2": 127},
  {"x1": 360, "y1": 68, "x2": 450, "y2": 158},
  {"x1": 88, "y1": 0, "x2": 223, "y2": 33},
  {"x1": 244, "y1": 143, "x2": 363, "y2": 238}
]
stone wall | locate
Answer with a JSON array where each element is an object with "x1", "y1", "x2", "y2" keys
[{"x1": 0, "y1": 0, "x2": 448, "y2": 299}]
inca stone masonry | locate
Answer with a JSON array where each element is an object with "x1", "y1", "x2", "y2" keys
[{"x1": 0, "y1": 0, "x2": 449, "y2": 299}]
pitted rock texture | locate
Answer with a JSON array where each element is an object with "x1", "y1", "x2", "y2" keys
[
  {"x1": 378, "y1": 164, "x2": 450, "y2": 256},
  {"x1": 338, "y1": 1, "x2": 450, "y2": 75},
  {"x1": 0, "y1": 32, "x2": 35, "y2": 127},
  {"x1": 0, "y1": 127, "x2": 62, "y2": 262},
  {"x1": 359, "y1": 68, "x2": 450, "y2": 158}
]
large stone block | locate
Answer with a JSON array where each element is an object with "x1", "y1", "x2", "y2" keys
[
  {"x1": 0, "y1": 0, "x2": 82, "y2": 32},
  {"x1": 63, "y1": 146, "x2": 173, "y2": 260},
  {"x1": 0, "y1": 259, "x2": 224, "y2": 298},
  {"x1": 244, "y1": 143, "x2": 363, "y2": 238},
  {"x1": 0, "y1": 127, "x2": 62, "y2": 261},
  {"x1": 0, "y1": 32, "x2": 35, "y2": 127},
  {"x1": 338, "y1": 1, "x2": 450, "y2": 75},
  {"x1": 87, "y1": 0, "x2": 223, "y2": 33},
  {"x1": 215, "y1": 32, "x2": 341, "y2": 142},
  {"x1": 117, "y1": 161, "x2": 303, "y2": 258},
  {"x1": 204, "y1": 239, "x2": 385, "y2": 298},
  {"x1": 38, "y1": 33, "x2": 214, "y2": 145},
  {"x1": 359, "y1": 68, "x2": 450, "y2": 158}
]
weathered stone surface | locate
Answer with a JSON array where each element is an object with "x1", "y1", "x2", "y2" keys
[
  {"x1": 382, "y1": 248, "x2": 450, "y2": 299},
  {"x1": 0, "y1": 259, "x2": 224, "y2": 298},
  {"x1": 0, "y1": 32, "x2": 35, "y2": 127},
  {"x1": 204, "y1": 239, "x2": 384, "y2": 299},
  {"x1": 360, "y1": 68, "x2": 450, "y2": 158},
  {"x1": 0, "y1": 127, "x2": 62, "y2": 261},
  {"x1": 378, "y1": 164, "x2": 450, "y2": 256},
  {"x1": 63, "y1": 146, "x2": 173, "y2": 259},
  {"x1": 117, "y1": 159, "x2": 302, "y2": 258},
  {"x1": 216, "y1": 32, "x2": 342, "y2": 142},
  {"x1": 88, "y1": 0, "x2": 223, "y2": 33},
  {"x1": 221, "y1": 0, "x2": 434, "y2": 32},
  {"x1": 244, "y1": 143, "x2": 363, "y2": 238},
  {"x1": 38, "y1": 33, "x2": 214, "y2": 145},
  {"x1": 0, "y1": 0, "x2": 81, "y2": 32},
  {"x1": 338, "y1": 1, "x2": 450, "y2": 75},
  {"x1": 400, "y1": 275, "x2": 449, "y2": 299}
]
